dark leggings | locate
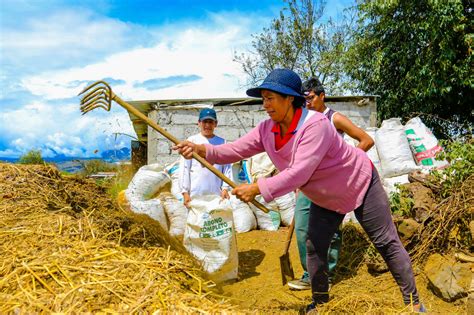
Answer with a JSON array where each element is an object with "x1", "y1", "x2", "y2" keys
[{"x1": 306, "y1": 168, "x2": 419, "y2": 305}]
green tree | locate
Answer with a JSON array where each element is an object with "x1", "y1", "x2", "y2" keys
[
  {"x1": 18, "y1": 150, "x2": 45, "y2": 165},
  {"x1": 346, "y1": 0, "x2": 473, "y2": 138},
  {"x1": 234, "y1": 0, "x2": 356, "y2": 95}
]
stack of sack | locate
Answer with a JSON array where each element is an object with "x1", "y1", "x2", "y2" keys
[
  {"x1": 119, "y1": 163, "x2": 188, "y2": 238},
  {"x1": 374, "y1": 118, "x2": 420, "y2": 194},
  {"x1": 123, "y1": 164, "x2": 170, "y2": 231},
  {"x1": 122, "y1": 163, "x2": 239, "y2": 282},
  {"x1": 246, "y1": 152, "x2": 296, "y2": 230},
  {"x1": 373, "y1": 117, "x2": 447, "y2": 195}
]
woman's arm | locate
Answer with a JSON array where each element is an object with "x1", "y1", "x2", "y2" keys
[
  {"x1": 205, "y1": 124, "x2": 266, "y2": 165},
  {"x1": 173, "y1": 123, "x2": 266, "y2": 163},
  {"x1": 258, "y1": 119, "x2": 333, "y2": 202}
]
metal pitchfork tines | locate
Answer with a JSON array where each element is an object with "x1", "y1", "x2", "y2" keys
[
  {"x1": 79, "y1": 81, "x2": 113, "y2": 114},
  {"x1": 78, "y1": 80, "x2": 271, "y2": 213}
]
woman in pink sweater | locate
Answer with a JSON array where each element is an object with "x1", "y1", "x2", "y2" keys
[{"x1": 173, "y1": 69, "x2": 424, "y2": 313}]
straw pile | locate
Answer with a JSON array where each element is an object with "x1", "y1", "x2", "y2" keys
[{"x1": 0, "y1": 163, "x2": 238, "y2": 313}]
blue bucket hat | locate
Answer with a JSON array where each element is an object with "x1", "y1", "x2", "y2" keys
[
  {"x1": 246, "y1": 68, "x2": 304, "y2": 102},
  {"x1": 199, "y1": 108, "x2": 217, "y2": 121}
]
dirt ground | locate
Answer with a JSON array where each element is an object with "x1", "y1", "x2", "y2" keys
[{"x1": 217, "y1": 227, "x2": 468, "y2": 314}]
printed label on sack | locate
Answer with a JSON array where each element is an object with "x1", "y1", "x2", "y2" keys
[
  {"x1": 199, "y1": 216, "x2": 233, "y2": 238},
  {"x1": 414, "y1": 145, "x2": 443, "y2": 161}
]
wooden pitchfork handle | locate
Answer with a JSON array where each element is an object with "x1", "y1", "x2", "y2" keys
[{"x1": 110, "y1": 93, "x2": 270, "y2": 213}]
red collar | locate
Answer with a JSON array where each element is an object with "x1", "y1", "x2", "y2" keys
[{"x1": 272, "y1": 107, "x2": 302, "y2": 150}]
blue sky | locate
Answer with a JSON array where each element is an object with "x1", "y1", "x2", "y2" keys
[{"x1": 0, "y1": 0, "x2": 353, "y2": 159}]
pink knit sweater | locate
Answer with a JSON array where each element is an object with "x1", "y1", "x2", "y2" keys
[{"x1": 205, "y1": 109, "x2": 373, "y2": 214}]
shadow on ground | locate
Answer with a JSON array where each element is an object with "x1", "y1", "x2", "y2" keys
[{"x1": 237, "y1": 249, "x2": 266, "y2": 280}]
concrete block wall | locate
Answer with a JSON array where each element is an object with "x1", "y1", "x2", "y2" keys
[{"x1": 147, "y1": 98, "x2": 376, "y2": 165}]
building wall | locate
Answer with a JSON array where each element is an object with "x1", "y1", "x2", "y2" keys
[{"x1": 147, "y1": 99, "x2": 377, "y2": 165}]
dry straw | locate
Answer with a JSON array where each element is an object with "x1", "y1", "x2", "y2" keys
[{"x1": 0, "y1": 163, "x2": 242, "y2": 313}]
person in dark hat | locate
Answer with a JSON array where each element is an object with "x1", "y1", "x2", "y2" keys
[
  {"x1": 178, "y1": 108, "x2": 232, "y2": 207},
  {"x1": 288, "y1": 77, "x2": 375, "y2": 291},
  {"x1": 173, "y1": 68, "x2": 425, "y2": 313}
]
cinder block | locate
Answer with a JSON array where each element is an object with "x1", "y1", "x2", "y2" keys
[
  {"x1": 328, "y1": 102, "x2": 351, "y2": 113},
  {"x1": 155, "y1": 125, "x2": 185, "y2": 140},
  {"x1": 217, "y1": 110, "x2": 254, "y2": 127},
  {"x1": 171, "y1": 109, "x2": 200, "y2": 124},
  {"x1": 369, "y1": 112, "x2": 377, "y2": 127},
  {"x1": 350, "y1": 116, "x2": 370, "y2": 128},
  {"x1": 155, "y1": 110, "x2": 172, "y2": 125},
  {"x1": 183, "y1": 126, "x2": 200, "y2": 140},
  {"x1": 253, "y1": 111, "x2": 269, "y2": 125},
  {"x1": 155, "y1": 140, "x2": 171, "y2": 154},
  {"x1": 150, "y1": 154, "x2": 179, "y2": 166},
  {"x1": 346, "y1": 106, "x2": 372, "y2": 117}
]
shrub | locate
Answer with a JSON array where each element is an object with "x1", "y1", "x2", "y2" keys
[
  {"x1": 389, "y1": 184, "x2": 414, "y2": 217},
  {"x1": 430, "y1": 139, "x2": 474, "y2": 198},
  {"x1": 18, "y1": 150, "x2": 45, "y2": 165}
]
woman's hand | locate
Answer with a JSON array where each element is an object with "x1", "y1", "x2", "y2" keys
[
  {"x1": 232, "y1": 183, "x2": 260, "y2": 203},
  {"x1": 172, "y1": 141, "x2": 206, "y2": 159}
]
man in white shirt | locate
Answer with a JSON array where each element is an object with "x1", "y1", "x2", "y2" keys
[{"x1": 179, "y1": 108, "x2": 232, "y2": 207}]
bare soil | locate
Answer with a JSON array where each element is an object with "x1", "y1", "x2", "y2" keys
[{"x1": 218, "y1": 228, "x2": 468, "y2": 314}]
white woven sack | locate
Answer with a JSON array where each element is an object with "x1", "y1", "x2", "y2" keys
[
  {"x1": 274, "y1": 192, "x2": 295, "y2": 227},
  {"x1": 125, "y1": 164, "x2": 170, "y2": 201},
  {"x1": 165, "y1": 159, "x2": 183, "y2": 201},
  {"x1": 365, "y1": 127, "x2": 383, "y2": 175},
  {"x1": 183, "y1": 195, "x2": 238, "y2": 282},
  {"x1": 248, "y1": 152, "x2": 276, "y2": 182},
  {"x1": 343, "y1": 134, "x2": 357, "y2": 147},
  {"x1": 229, "y1": 195, "x2": 257, "y2": 233},
  {"x1": 160, "y1": 192, "x2": 188, "y2": 237},
  {"x1": 404, "y1": 117, "x2": 448, "y2": 169},
  {"x1": 375, "y1": 118, "x2": 418, "y2": 178},
  {"x1": 383, "y1": 174, "x2": 409, "y2": 196},
  {"x1": 128, "y1": 199, "x2": 169, "y2": 231},
  {"x1": 250, "y1": 196, "x2": 281, "y2": 231}
]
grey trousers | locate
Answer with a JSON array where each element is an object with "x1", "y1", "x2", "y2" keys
[{"x1": 306, "y1": 168, "x2": 419, "y2": 305}]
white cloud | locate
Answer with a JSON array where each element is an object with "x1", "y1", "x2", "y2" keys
[
  {"x1": 0, "y1": 100, "x2": 135, "y2": 158},
  {"x1": 2, "y1": 8, "x2": 147, "y2": 71},
  {"x1": 22, "y1": 17, "x2": 255, "y2": 101},
  {"x1": 1, "y1": 7, "x2": 268, "y2": 158}
]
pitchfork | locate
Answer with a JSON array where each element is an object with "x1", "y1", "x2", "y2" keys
[{"x1": 78, "y1": 80, "x2": 270, "y2": 213}]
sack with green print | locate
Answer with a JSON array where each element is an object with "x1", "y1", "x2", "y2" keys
[
  {"x1": 404, "y1": 117, "x2": 449, "y2": 169},
  {"x1": 184, "y1": 194, "x2": 238, "y2": 282}
]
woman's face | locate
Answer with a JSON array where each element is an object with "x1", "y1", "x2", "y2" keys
[{"x1": 261, "y1": 90, "x2": 294, "y2": 123}]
